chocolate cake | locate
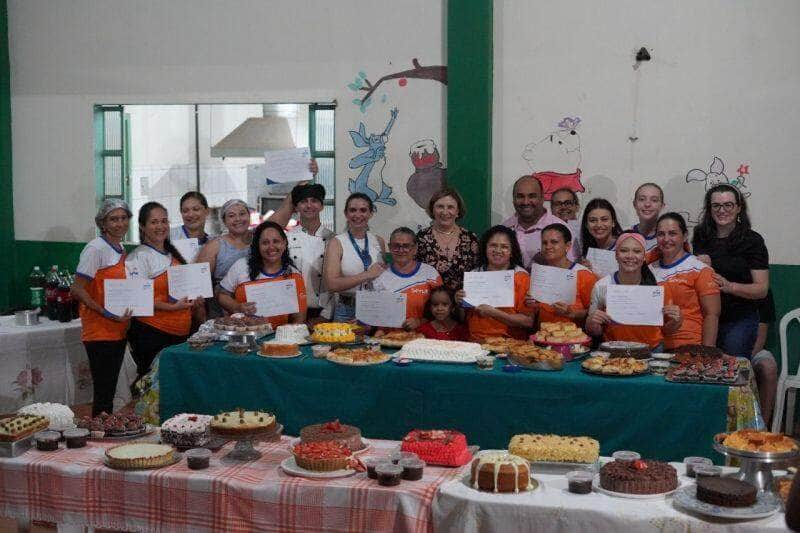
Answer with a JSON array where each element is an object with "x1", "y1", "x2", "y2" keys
[
  {"x1": 696, "y1": 476, "x2": 757, "y2": 507},
  {"x1": 599, "y1": 341, "x2": 651, "y2": 360},
  {"x1": 299, "y1": 420, "x2": 365, "y2": 452},
  {"x1": 600, "y1": 459, "x2": 678, "y2": 495}
]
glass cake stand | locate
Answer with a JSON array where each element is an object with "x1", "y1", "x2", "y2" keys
[
  {"x1": 712, "y1": 436, "x2": 799, "y2": 493},
  {"x1": 213, "y1": 423, "x2": 283, "y2": 462}
]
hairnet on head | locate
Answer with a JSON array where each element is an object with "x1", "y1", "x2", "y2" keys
[
  {"x1": 95, "y1": 199, "x2": 132, "y2": 231},
  {"x1": 220, "y1": 199, "x2": 250, "y2": 221}
]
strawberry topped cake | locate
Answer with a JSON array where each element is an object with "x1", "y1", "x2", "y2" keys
[
  {"x1": 400, "y1": 429, "x2": 472, "y2": 466},
  {"x1": 299, "y1": 419, "x2": 366, "y2": 451},
  {"x1": 292, "y1": 441, "x2": 355, "y2": 472}
]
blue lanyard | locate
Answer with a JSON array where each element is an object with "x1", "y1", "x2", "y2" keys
[{"x1": 348, "y1": 230, "x2": 372, "y2": 271}]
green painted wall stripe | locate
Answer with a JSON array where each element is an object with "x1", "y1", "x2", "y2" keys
[
  {"x1": 446, "y1": 0, "x2": 493, "y2": 234},
  {"x1": 0, "y1": 0, "x2": 14, "y2": 311}
]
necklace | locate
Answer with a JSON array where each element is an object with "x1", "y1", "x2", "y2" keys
[
  {"x1": 433, "y1": 226, "x2": 456, "y2": 236},
  {"x1": 433, "y1": 226, "x2": 458, "y2": 255}
]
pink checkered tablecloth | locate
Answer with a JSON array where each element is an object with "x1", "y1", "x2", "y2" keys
[{"x1": 0, "y1": 436, "x2": 467, "y2": 532}]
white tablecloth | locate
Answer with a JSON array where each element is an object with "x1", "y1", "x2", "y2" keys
[
  {"x1": 432, "y1": 460, "x2": 789, "y2": 532},
  {"x1": 0, "y1": 315, "x2": 135, "y2": 413}
]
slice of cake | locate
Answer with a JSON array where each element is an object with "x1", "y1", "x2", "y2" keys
[
  {"x1": 300, "y1": 419, "x2": 365, "y2": 451},
  {"x1": 508, "y1": 434, "x2": 599, "y2": 464},
  {"x1": 470, "y1": 452, "x2": 532, "y2": 493},
  {"x1": 210, "y1": 409, "x2": 276, "y2": 436},
  {"x1": 599, "y1": 459, "x2": 678, "y2": 495},
  {"x1": 400, "y1": 429, "x2": 472, "y2": 466},
  {"x1": 292, "y1": 441, "x2": 352, "y2": 471},
  {"x1": 696, "y1": 477, "x2": 757, "y2": 507},
  {"x1": 160, "y1": 413, "x2": 212, "y2": 448},
  {"x1": 106, "y1": 443, "x2": 175, "y2": 469}
]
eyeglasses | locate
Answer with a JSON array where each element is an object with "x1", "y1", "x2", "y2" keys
[
  {"x1": 389, "y1": 243, "x2": 415, "y2": 251},
  {"x1": 488, "y1": 243, "x2": 512, "y2": 251},
  {"x1": 710, "y1": 202, "x2": 737, "y2": 212},
  {"x1": 552, "y1": 200, "x2": 576, "y2": 208}
]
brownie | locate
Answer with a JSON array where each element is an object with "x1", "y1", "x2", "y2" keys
[
  {"x1": 600, "y1": 459, "x2": 678, "y2": 495},
  {"x1": 696, "y1": 477, "x2": 757, "y2": 507}
]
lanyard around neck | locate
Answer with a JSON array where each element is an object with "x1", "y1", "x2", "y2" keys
[{"x1": 348, "y1": 230, "x2": 372, "y2": 271}]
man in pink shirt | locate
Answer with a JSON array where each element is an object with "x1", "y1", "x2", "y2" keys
[{"x1": 502, "y1": 175, "x2": 575, "y2": 269}]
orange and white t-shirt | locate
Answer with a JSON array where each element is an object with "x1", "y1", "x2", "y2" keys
[
  {"x1": 220, "y1": 257, "x2": 308, "y2": 328},
  {"x1": 126, "y1": 245, "x2": 192, "y2": 337},
  {"x1": 372, "y1": 262, "x2": 442, "y2": 323},
  {"x1": 467, "y1": 267, "x2": 535, "y2": 341},
  {"x1": 589, "y1": 274, "x2": 676, "y2": 349},
  {"x1": 649, "y1": 253, "x2": 719, "y2": 349},
  {"x1": 536, "y1": 263, "x2": 598, "y2": 325},
  {"x1": 76, "y1": 237, "x2": 128, "y2": 342}
]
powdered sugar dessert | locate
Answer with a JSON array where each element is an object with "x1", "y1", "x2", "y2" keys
[
  {"x1": 274, "y1": 324, "x2": 311, "y2": 344},
  {"x1": 397, "y1": 339, "x2": 485, "y2": 363},
  {"x1": 160, "y1": 413, "x2": 213, "y2": 448},
  {"x1": 17, "y1": 403, "x2": 75, "y2": 430}
]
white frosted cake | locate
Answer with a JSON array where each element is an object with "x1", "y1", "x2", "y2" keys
[
  {"x1": 274, "y1": 324, "x2": 311, "y2": 344},
  {"x1": 18, "y1": 402, "x2": 75, "y2": 429},
  {"x1": 397, "y1": 339, "x2": 486, "y2": 363}
]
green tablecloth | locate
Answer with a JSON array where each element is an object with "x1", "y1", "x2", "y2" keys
[{"x1": 159, "y1": 344, "x2": 729, "y2": 462}]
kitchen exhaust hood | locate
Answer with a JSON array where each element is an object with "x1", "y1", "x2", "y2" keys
[{"x1": 210, "y1": 116, "x2": 295, "y2": 158}]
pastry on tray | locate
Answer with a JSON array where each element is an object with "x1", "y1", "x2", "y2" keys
[
  {"x1": 508, "y1": 434, "x2": 599, "y2": 464},
  {"x1": 299, "y1": 419, "x2": 366, "y2": 452},
  {"x1": 470, "y1": 452, "x2": 533, "y2": 493},
  {"x1": 401, "y1": 429, "x2": 473, "y2": 466},
  {"x1": 717, "y1": 428, "x2": 798, "y2": 453},
  {"x1": 311, "y1": 322, "x2": 357, "y2": 344},
  {"x1": 292, "y1": 441, "x2": 353, "y2": 471},
  {"x1": 534, "y1": 322, "x2": 590, "y2": 344},
  {"x1": 480, "y1": 337, "x2": 524, "y2": 353},
  {"x1": 372, "y1": 330, "x2": 424, "y2": 347},
  {"x1": 210, "y1": 409, "x2": 277, "y2": 436},
  {"x1": 76, "y1": 412, "x2": 145, "y2": 437},
  {"x1": 105, "y1": 443, "x2": 176, "y2": 469},
  {"x1": 667, "y1": 352, "x2": 739, "y2": 383},
  {"x1": 327, "y1": 347, "x2": 389, "y2": 365},
  {"x1": 600, "y1": 459, "x2": 678, "y2": 495},
  {"x1": 0, "y1": 414, "x2": 50, "y2": 442},
  {"x1": 507, "y1": 344, "x2": 563, "y2": 368},
  {"x1": 696, "y1": 476, "x2": 757, "y2": 507},
  {"x1": 214, "y1": 314, "x2": 271, "y2": 333},
  {"x1": 581, "y1": 356, "x2": 648, "y2": 376}
]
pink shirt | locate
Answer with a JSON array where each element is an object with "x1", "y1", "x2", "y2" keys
[{"x1": 502, "y1": 209, "x2": 575, "y2": 269}]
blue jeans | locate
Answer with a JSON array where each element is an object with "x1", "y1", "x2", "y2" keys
[
  {"x1": 333, "y1": 302, "x2": 356, "y2": 322},
  {"x1": 717, "y1": 310, "x2": 759, "y2": 359}
]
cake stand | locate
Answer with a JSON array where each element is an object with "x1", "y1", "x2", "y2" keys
[
  {"x1": 213, "y1": 423, "x2": 283, "y2": 462},
  {"x1": 712, "y1": 436, "x2": 799, "y2": 493}
]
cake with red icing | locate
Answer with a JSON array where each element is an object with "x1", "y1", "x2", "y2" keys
[
  {"x1": 299, "y1": 419, "x2": 365, "y2": 451},
  {"x1": 292, "y1": 441, "x2": 353, "y2": 472},
  {"x1": 400, "y1": 429, "x2": 472, "y2": 466}
]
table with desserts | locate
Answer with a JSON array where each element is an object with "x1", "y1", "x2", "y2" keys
[{"x1": 159, "y1": 340, "x2": 759, "y2": 463}]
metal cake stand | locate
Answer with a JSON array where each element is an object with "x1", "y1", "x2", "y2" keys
[{"x1": 712, "y1": 436, "x2": 799, "y2": 493}]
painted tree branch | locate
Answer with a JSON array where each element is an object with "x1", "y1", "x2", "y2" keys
[{"x1": 359, "y1": 58, "x2": 447, "y2": 104}]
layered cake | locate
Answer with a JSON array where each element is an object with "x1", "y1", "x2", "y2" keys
[
  {"x1": 160, "y1": 413, "x2": 212, "y2": 448},
  {"x1": 400, "y1": 429, "x2": 472, "y2": 466},
  {"x1": 720, "y1": 429, "x2": 798, "y2": 453},
  {"x1": 470, "y1": 452, "x2": 532, "y2": 493},
  {"x1": 292, "y1": 441, "x2": 352, "y2": 471},
  {"x1": 508, "y1": 434, "x2": 599, "y2": 464},
  {"x1": 599, "y1": 341, "x2": 651, "y2": 360},
  {"x1": 17, "y1": 402, "x2": 75, "y2": 429},
  {"x1": 696, "y1": 476, "x2": 757, "y2": 507},
  {"x1": 210, "y1": 409, "x2": 276, "y2": 436},
  {"x1": 0, "y1": 414, "x2": 50, "y2": 442},
  {"x1": 311, "y1": 322, "x2": 356, "y2": 343},
  {"x1": 105, "y1": 443, "x2": 175, "y2": 469},
  {"x1": 599, "y1": 459, "x2": 678, "y2": 495},
  {"x1": 299, "y1": 419, "x2": 365, "y2": 451},
  {"x1": 396, "y1": 339, "x2": 484, "y2": 364},
  {"x1": 274, "y1": 324, "x2": 311, "y2": 343},
  {"x1": 259, "y1": 342, "x2": 300, "y2": 357}
]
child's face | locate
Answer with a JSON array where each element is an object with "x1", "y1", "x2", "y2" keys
[{"x1": 430, "y1": 292, "x2": 452, "y2": 321}]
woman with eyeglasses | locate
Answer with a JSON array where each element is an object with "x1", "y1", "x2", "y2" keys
[
  {"x1": 455, "y1": 225, "x2": 535, "y2": 341},
  {"x1": 371, "y1": 227, "x2": 442, "y2": 332},
  {"x1": 692, "y1": 184, "x2": 770, "y2": 359}
]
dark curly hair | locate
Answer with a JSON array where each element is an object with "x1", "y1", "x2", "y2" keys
[
  {"x1": 247, "y1": 221, "x2": 296, "y2": 281},
  {"x1": 691, "y1": 184, "x2": 751, "y2": 250},
  {"x1": 423, "y1": 286, "x2": 461, "y2": 322},
  {"x1": 477, "y1": 225, "x2": 524, "y2": 270}
]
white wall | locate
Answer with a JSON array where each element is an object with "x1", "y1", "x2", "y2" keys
[
  {"x1": 9, "y1": 0, "x2": 446, "y2": 242},
  {"x1": 494, "y1": 0, "x2": 800, "y2": 264}
]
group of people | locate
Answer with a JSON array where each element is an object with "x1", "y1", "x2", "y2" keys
[{"x1": 70, "y1": 167, "x2": 778, "y2": 428}]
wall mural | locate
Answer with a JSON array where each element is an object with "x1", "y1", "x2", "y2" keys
[
  {"x1": 407, "y1": 139, "x2": 447, "y2": 210},
  {"x1": 346, "y1": 58, "x2": 447, "y2": 114},
  {"x1": 347, "y1": 108, "x2": 399, "y2": 206},
  {"x1": 522, "y1": 117, "x2": 585, "y2": 200},
  {"x1": 686, "y1": 156, "x2": 751, "y2": 198}
]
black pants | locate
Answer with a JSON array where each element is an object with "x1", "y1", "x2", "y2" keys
[
  {"x1": 84, "y1": 339, "x2": 127, "y2": 417},
  {"x1": 128, "y1": 319, "x2": 188, "y2": 380}
]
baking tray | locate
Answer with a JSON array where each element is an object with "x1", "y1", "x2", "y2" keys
[{"x1": 0, "y1": 434, "x2": 34, "y2": 458}]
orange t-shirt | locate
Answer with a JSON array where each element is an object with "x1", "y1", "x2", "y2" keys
[
  {"x1": 467, "y1": 268, "x2": 535, "y2": 341},
  {"x1": 649, "y1": 254, "x2": 719, "y2": 349},
  {"x1": 536, "y1": 264, "x2": 597, "y2": 326},
  {"x1": 76, "y1": 237, "x2": 129, "y2": 342}
]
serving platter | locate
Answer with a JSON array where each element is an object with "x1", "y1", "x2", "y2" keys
[
  {"x1": 280, "y1": 456, "x2": 357, "y2": 479},
  {"x1": 673, "y1": 485, "x2": 781, "y2": 520}
]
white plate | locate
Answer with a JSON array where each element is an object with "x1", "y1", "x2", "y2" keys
[
  {"x1": 257, "y1": 351, "x2": 302, "y2": 359},
  {"x1": 673, "y1": 485, "x2": 781, "y2": 520},
  {"x1": 593, "y1": 475, "x2": 680, "y2": 500},
  {"x1": 651, "y1": 353, "x2": 675, "y2": 361},
  {"x1": 288, "y1": 437, "x2": 371, "y2": 454},
  {"x1": 280, "y1": 456, "x2": 357, "y2": 479}
]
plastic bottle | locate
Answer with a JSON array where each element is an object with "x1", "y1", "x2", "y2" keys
[
  {"x1": 56, "y1": 274, "x2": 72, "y2": 323},
  {"x1": 29, "y1": 266, "x2": 45, "y2": 309},
  {"x1": 45, "y1": 265, "x2": 60, "y2": 320}
]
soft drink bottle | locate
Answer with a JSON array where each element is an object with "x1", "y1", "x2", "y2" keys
[
  {"x1": 29, "y1": 266, "x2": 45, "y2": 309},
  {"x1": 45, "y1": 265, "x2": 60, "y2": 320},
  {"x1": 56, "y1": 274, "x2": 72, "y2": 323}
]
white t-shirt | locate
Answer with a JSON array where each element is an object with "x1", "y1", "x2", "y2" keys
[
  {"x1": 219, "y1": 257, "x2": 302, "y2": 293},
  {"x1": 76, "y1": 237, "x2": 125, "y2": 280},
  {"x1": 125, "y1": 245, "x2": 174, "y2": 279},
  {"x1": 334, "y1": 231, "x2": 383, "y2": 295}
]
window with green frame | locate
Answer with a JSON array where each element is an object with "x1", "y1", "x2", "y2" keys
[{"x1": 309, "y1": 103, "x2": 336, "y2": 229}]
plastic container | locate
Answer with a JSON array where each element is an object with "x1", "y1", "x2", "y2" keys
[
  {"x1": 476, "y1": 354, "x2": 496, "y2": 370},
  {"x1": 683, "y1": 456, "x2": 713, "y2": 478},
  {"x1": 186, "y1": 448, "x2": 212, "y2": 470},
  {"x1": 393, "y1": 358, "x2": 412, "y2": 367},
  {"x1": 694, "y1": 465, "x2": 723, "y2": 479},
  {"x1": 311, "y1": 345, "x2": 331, "y2": 359},
  {"x1": 649, "y1": 360, "x2": 671, "y2": 375},
  {"x1": 63, "y1": 428, "x2": 89, "y2": 448},
  {"x1": 390, "y1": 451, "x2": 418, "y2": 465},
  {"x1": 566, "y1": 470, "x2": 594, "y2": 494},
  {"x1": 34, "y1": 431, "x2": 61, "y2": 451},
  {"x1": 376, "y1": 463, "x2": 403, "y2": 486},
  {"x1": 651, "y1": 353, "x2": 675, "y2": 361},
  {"x1": 399, "y1": 457, "x2": 425, "y2": 480},
  {"x1": 363, "y1": 457, "x2": 388, "y2": 479},
  {"x1": 612, "y1": 450, "x2": 641, "y2": 464}
]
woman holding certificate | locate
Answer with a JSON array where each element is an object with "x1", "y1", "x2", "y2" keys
[
  {"x1": 324, "y1": 193, "x2": 386, "y2": 322},
  {"x1": 456, "y1": 225, "x2": 535, "y2": 341},
  {"x1": 70, "y1": 199, "x2": 133, "y2": 416},
  {"x1": 579, "y1": 198, "x2": 624, "y2": 258},
  {"x1": 217, "y1": 221, "x2": 307, "y2": 327},
  {"x1": 170, "y1": 191, "x2": 212, "y2": 246},
  {"x1": 531, "y1": 223, "x2": 597, "y2": 326},
  {"x1": 586, "y1": 233, "x2": 682, "y2": 349},
  {"x1": 126, "y1": 202, "x2": 194, "y2": 386},
  {"x1": 648, "y1": 213, "x2": 720, "y2": 349}
]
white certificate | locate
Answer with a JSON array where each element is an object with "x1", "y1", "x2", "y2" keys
[
  {"x1": 587, "y1": 247, "x2": 619, "y2": 278},
  {"x1": 172, "y1": 238, "x2": 200, "y2": 263},
  {"x1": 244, "y1": 279, "x2": 300, "y2": 318},
  {"x1": 530, "y1": 264, "x2": 577, "y2": 305},
  {"x1": 168, "y1": 262, "x2": 213, "y2": 300},
  {"x1": 355, "y1": 291, "x2": 407, "y2": 328},
  {"x1": 606, "y1": 284, "x2": 664, "y2": 326},
  {"x1": 264, "y1": 147, "x2": 313, "y2": 183},
  {"x1": 463, "y1": 270, "x2": 514, "y2": 308},
  {"x1": 103, "y1": 278, "x2": 154, "y2": 317}
]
